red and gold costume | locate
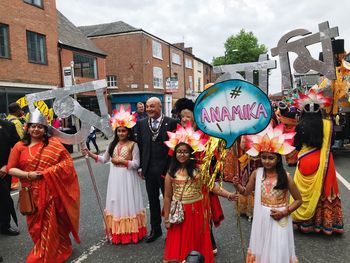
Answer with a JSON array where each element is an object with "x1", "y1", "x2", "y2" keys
[
  {"x1": 291, "y1": 119, "x2": 344, "y2": 234},
  {"x1": 7, "y1": 137, "x2": 80, "y2": 262},
  {"x1": 164, "y1": 171, "x2": 214, "y2": 263}
]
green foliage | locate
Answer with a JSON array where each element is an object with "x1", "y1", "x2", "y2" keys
[{"x1": 212, "y1": 29, "x2": 268, "y2": 66}]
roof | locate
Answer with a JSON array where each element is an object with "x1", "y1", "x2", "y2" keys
[
  {"x1": 79, "y1": 21, "x2": 140, "y2": 37},
  {"x1": 57, "y1": 11, "x2": 106, "y2": 56}
]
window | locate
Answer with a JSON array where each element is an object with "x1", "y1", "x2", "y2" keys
[
  {"x1": 0, "y1": 24, "x2": 10, "y2": 58},
  {"x1": 189, "y1": 76, "x2": 193, "y2": 91},
  {"x1": 172, "y1": 52, "x2": 181, "y2": 65},
  {"x1": 152, "y1": 40, "x2": 162, "y2": 59},
  {"x1": 153, "y1": 67, "x2": 163, "y2": 88},
  {"x1": 185, "y1": 58, "x2": 193, "y2": 69},
  {"x1": 73, "y1": 53, "x2": 97, "y2": 78},
  {"x1": 107, "y1": 75, "x2": 117, "y2": 87},
  {"x1": 197, "y1": 77, "x2": 201, "y2": 92},
  {"x1": 24, "y1": 0, "x2": 43, "y2": 7},
  {"x1": 26, "y1": 31, "x2": 46, "y2": 64}
]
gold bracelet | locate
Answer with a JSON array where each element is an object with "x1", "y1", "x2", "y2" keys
[{"x1": 164, "y1": 219, "x2": 169, "y2": 223}]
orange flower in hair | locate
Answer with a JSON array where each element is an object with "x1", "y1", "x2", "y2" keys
[{"x1": 110, "y1": 105, "x2": 136, "y2": 130}]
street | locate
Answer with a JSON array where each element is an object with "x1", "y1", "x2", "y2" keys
[{"x1": 1, "y1": 151, "x2": 349, "y2": 263}]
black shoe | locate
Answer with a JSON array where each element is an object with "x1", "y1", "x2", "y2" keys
[
  {"x1": 0, "y1": 255, "x2": 3, "y2": 262},
  {"x1": 1, "y1": 227, "x2": 19, "y2": 236},
  {"x1": 145, "y1": 229, "x2": 162, "y2": 243}
]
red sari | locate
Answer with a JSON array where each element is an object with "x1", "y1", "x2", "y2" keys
[{"x1": 7, "y1": 137, "x2": 80, "y2": 262}]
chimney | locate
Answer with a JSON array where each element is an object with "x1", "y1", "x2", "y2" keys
[
  {"x1": 173, "y1": 42, "x2": 185, "y2": 49},
  {"x1": 185, "y1": 47, "x2": 193, "y2": 54}
]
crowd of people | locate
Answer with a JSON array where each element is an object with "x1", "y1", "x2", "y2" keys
[{"x1": 0, "y1": 88, "x2": 345, "y2": 262}]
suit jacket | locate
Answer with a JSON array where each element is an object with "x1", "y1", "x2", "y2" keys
[
  {"x1": 136, "y1": 115, "x2": 178, "y2": 176},
  {"x1": 0, "y1": 119, "x2": 20, "y2": 167}
]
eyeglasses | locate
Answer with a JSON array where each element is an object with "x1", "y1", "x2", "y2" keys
[{"x1": 175, "y1": 151, "x2": 190, "y2": 156}]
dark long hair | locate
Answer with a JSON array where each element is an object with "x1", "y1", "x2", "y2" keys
[
  {"x1": 263, "y1": 153, "x2": 288, "y2": 190},
  {"x1": 22, "y1": 123, "x2": 49, "y2": 146},
  {"x1": 294, "y1": 111, "x2": 323, "y2": 151},
  {"x1": 108, "y1": 127, "x2": 135, "y2": 156},
  {"x1": 168, "y1": 143, "x2": 196, "y2": 179}
]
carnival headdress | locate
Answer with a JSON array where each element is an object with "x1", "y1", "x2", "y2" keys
[
  {"x1": 245, "y1": 123, "x2": 295, "y2": 156},
  {"x1": 110, "y1": 105, "x2": 136, "y2": 130},
  {"x1": 28, "y1": 108, "x2": 48, "y2": 127},
  {"x1": 164, "y1": 122, "x2": 208, "y2": 153},
  {"x1": 292, "y1": 86, "x2": 332, "y2": 112}
]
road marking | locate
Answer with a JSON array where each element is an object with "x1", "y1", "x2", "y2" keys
[
  {"x1": 336, "y1": 171, "x2": 350, "y2": 191},
  {"x1": 71, "y1": 238, "x2": 107, "y2": 263},
  {"x1": 11, "y1": 191, "x2": 19, "y2": 197}
]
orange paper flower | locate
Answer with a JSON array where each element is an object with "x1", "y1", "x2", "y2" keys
[
  {"x1": 165, "y1": 122, "x2": 208, "y2": 153},
  {"x1": 245, "y1": 123, "x2": 295, "y2": 156},
  {"x1": 110, "y1": 105, "x2": 136, "y2": 130}
]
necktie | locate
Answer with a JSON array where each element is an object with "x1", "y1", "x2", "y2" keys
[{"x1": 152, "y1": 119, "x2": 159, "y2": 130}]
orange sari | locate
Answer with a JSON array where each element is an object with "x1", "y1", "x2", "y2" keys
[{"x1": 7, "y1": 137, "x2": 80, "y2": 262}]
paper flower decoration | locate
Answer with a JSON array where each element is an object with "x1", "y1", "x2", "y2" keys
[
  {"x1": 245, "y1": 123, "x2": 295, "y2": 156},
  {"x1": 110, "y1": 105, "x2": 136, "y2": 130},
  {"x1": 292, "y1": 86, "x2": 332, "y2": 111},
  {"x1": 165, "y1": 122, "x2": 208, "y2": 153}
]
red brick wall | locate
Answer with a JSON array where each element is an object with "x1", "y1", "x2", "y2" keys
[
  {"x1": 59, "y1": 47, "x2": 106, "y2": 87},
  {"x1": 89, "y1": 33, "x2": 145, "y2": 91},
  {"x1": 0, "y1": 0, "x2": 60, "y2": 86}
]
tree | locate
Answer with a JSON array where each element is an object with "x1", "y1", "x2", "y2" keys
[{"x1": 213, "y1": 29, "x2": 268, "y2": 66}]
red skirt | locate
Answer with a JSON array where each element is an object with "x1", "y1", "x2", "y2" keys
[{"x1": 164, "y1": 199, "x2": 214, "y2": 263}]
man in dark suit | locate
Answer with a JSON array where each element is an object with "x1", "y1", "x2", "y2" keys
[
  {"x1": 0, "y1": 119, "x2": 20, "y2": 236},
  {"x1": 136, "y1": 97, "x2": 178, "y2": 243}
]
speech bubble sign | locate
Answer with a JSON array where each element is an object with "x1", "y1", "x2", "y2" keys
[{"x1": 194, "y1": 79, "x2": 272, "y2": 148}]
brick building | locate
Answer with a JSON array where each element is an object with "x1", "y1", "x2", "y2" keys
[
  {"x1": 57, "y1": 11, "x2": 107, "y2": 113},
  {"x1": 79, "y1": 21, "x2": 213, "y2": 115},
  {"x1": 0, "y1": 0, "x2": 107, "y2": 116},
  {"x1": 0, "y1": 0, "x2": 60, "y2": 114}
]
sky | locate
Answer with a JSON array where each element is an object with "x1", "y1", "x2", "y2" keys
[{"x1": 56, "y1": 0, "x2": 350, "y2": 95}]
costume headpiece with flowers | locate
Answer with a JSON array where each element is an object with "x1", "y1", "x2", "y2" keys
[
  {"x1": 245, "y1": 123, "x2": 296, "y2": 157},
  {"x1": 292, "y1": 85, "x2": 332, "y2": 112},
  {"x1": 110, "y1": 105, "x2": 136, "y2": 130},
  {"x1": 164, "y1": 122, "x2": 208, "y2": 153}
]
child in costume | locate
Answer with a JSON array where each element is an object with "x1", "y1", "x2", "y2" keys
[
  {"x1": 163, "y1": 124, "x2": 235, "y2": 263},
  {"x1": 291, "y1": 88, "x2": 344, "y2": 234},
  {"x1": 174, "y1": 98, "x2": 225, "y2": 255},
  {"x1": 83, "y1": 106, "x2": 147, "y2": 244},
  {"x1": 233, "y1": 123, "x2": 302, "y2": 263}
]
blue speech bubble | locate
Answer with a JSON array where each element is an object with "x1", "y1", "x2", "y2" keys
[{"x1": 194, "y1": 79, "x2": 272, "y2": 148}]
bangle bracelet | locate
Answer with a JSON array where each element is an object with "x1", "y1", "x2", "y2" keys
[
  {"x1": 26, "y1": 172, "x2": 31, "y2": 180},
  {"x1": 164, "y1": 219, "x2": 169, "y2": 223}
]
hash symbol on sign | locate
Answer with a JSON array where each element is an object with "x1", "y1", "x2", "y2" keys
[{"x1": 230, "y1": 86, "x2": 242, "y2": 99}]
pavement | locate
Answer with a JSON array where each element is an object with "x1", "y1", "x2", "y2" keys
[{"x1": 70, "y1": 132, "x2": 110, "y2": 160}]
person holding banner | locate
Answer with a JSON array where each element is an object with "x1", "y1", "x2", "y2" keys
[
  {"x1": 7, "y1": 109, "x2": 80, "y2": 263},
  {"x1": 233, "y1": 123, "x2": 302, "y2": 263},
  {"x1": 83, "y1": 106, "x2": 147, "y2": 244}
]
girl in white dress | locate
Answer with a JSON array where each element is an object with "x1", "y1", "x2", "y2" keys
[
  {"x1": 83, "y1": 106, "x2": 147, "y2": 244},
  {"x1": 233, "y1": 123, "x2": 302, "y2": 263}
]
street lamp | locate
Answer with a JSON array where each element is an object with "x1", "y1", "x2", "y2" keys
[{"x1": 224, "y1": 49, "x2": 238, "y2": 64}]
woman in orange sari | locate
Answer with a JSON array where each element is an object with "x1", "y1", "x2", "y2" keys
[{"x1": 7, "y1": 109, "x2": 80, "y2": 262}]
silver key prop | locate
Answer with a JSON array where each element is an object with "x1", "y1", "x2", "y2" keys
[
  {"x1": 271, "y1": 21, "x2": 339, "y2": 92},
  {"x1": 26, "y1": 79, "x2": 113, "y2": 241}
]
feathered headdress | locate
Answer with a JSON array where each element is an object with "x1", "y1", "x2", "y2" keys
[
  {"x1": 292, "y1": 86, "x2": 332, "y2": 112},
  {"x1": 245, "y1": 123, "x2": 296, "y2": 156},
  {"x1": 164, "y1": 122, "x2": 208, "y2": 153},
  {"x1": 110, "y1": 105, "x2": 136, "y2": 130}
]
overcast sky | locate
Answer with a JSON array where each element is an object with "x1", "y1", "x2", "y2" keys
[{"x1": 56, "y1": 0, "x2": 350, "y2": 95}]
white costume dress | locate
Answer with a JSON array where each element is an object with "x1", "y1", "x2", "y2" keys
[
  {"x1": 97, "y1": 141, "x2": 147, "y2": 244},
  {"x1": 247, "y1": 168, "x2": 298, "y2": 263}
]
